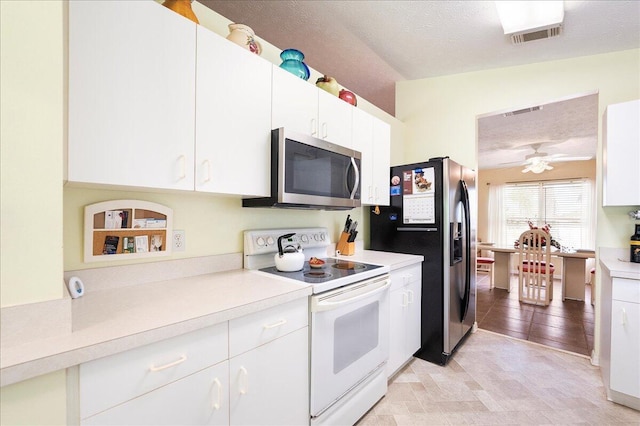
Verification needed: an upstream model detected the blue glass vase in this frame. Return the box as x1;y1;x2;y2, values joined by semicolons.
279;49;310;81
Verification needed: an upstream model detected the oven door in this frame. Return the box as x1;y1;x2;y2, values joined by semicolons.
309;274;390;417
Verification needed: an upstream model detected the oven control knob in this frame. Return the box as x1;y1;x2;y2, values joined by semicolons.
314;234;320;241
256;237;266;246
266;236;275;246
320;233;326;241
301;234;309;243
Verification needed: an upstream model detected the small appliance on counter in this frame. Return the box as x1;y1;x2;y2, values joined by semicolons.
244;227;390;425
631;224;640;263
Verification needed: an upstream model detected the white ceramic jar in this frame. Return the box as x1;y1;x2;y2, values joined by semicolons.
226;24;262;55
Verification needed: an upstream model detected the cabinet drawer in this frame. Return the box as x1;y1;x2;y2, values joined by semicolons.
229;298;308;358
83;361;229;426
390;263;422;291
612;278;640;303
80;322;228;420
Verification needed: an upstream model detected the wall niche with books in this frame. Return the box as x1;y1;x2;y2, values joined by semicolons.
84;200;173;262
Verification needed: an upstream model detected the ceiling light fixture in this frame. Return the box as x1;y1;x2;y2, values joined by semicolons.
522;157;553;174
495;1;564;44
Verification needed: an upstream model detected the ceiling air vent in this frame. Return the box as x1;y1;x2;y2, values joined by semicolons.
511;25;562;44
503;105;543;117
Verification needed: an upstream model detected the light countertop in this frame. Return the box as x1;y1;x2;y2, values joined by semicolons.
1;250;423;387
336;249;424;270
599;247;640;280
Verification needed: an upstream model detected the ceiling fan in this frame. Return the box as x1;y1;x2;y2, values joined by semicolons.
522;144;553;173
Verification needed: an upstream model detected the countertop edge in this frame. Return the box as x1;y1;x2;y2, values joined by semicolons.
1;250;418;387
599;247;640;279
0;286;310;387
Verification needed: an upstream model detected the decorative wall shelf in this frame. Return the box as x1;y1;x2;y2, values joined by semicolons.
84;200;173;262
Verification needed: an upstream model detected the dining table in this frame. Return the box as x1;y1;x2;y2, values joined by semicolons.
477;243;596;301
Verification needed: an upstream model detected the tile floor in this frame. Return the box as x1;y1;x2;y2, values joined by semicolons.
475;273;595;356
357;330;640;425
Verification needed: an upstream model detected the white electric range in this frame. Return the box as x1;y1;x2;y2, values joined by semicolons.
244;227;390;426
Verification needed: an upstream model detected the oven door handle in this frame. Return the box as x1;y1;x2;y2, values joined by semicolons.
311;278;390;312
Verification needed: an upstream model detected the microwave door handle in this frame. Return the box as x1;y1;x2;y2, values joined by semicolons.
347;157;360;200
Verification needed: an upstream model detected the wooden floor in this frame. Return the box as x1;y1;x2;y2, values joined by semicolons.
476;272;595;356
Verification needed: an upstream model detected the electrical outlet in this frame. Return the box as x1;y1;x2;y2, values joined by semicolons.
173;230;186;252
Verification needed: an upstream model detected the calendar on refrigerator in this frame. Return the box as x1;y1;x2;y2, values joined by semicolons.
402;167;435;224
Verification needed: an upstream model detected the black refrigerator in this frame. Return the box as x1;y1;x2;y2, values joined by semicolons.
370;157;476;365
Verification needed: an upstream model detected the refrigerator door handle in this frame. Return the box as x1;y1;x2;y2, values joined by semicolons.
396;227;438;232
460;179;472;322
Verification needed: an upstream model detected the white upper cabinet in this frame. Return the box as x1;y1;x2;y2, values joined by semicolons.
603;99;640;206
68;0;196;190
195;27;272;196
272;66;353;148
317;88;353;148
272;66;319;137
352;108;391;205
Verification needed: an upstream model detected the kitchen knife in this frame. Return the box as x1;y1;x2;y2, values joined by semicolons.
344;215;351;233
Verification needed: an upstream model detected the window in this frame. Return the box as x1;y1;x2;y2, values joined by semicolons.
492;179;595;249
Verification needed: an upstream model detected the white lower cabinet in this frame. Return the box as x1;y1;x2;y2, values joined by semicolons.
83;361;229;426
600;267;640;411
387;264;422;378
229;327;309;425
76;299;309;425
228;298;309;425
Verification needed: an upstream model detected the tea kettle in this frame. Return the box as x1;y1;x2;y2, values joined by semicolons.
274;233;305;272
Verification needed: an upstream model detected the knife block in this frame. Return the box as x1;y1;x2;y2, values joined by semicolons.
336;232;355;256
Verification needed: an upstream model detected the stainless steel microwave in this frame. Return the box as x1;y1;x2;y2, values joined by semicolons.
243;128;361;210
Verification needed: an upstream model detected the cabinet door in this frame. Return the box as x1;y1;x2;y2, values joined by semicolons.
230;327;309;426
82;362;229;426
603;99;640;206
68;0;196;190
372;117;391;205
318;89;353;147
352;108;375;203
352;109;391;206
272;66;319;137
610;299;640;398
387;286;409;377
195;27;272;196
406;280;422;356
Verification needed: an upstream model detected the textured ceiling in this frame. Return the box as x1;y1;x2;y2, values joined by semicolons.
478;93;599;169
199;0;639;169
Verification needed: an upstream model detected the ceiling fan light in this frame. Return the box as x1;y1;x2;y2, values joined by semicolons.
522;159;553;174
495;1;564;35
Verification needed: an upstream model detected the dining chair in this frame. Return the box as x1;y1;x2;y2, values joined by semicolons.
477;257;495;289
517;228;555;306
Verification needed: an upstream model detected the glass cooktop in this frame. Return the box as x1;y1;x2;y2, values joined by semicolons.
259;258;383;284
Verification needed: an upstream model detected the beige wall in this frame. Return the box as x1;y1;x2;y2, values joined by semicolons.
396;49;640;249
397;48;640;365
1;2;67;423
477;160;596;244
